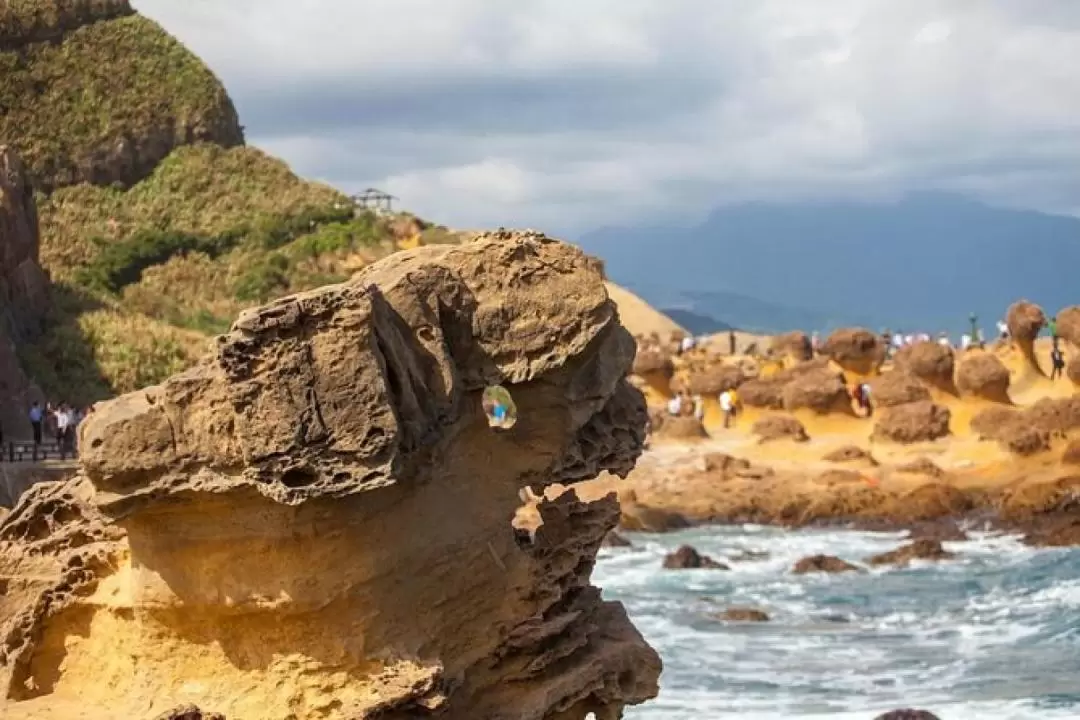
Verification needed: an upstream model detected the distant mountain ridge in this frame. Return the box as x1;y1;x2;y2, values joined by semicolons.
579;193;1080;335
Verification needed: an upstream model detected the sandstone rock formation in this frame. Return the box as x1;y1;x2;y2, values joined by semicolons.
867;371;931;408
0;146;49;437
651;414;709;440
971;396;1080;455
1006;299;1047;376
792;555;861;574
820;328;886;375
662;545;728;570
770;331;812;363
781;367;853;415
752;415;809;443
822;445;877;465
866;539;955;567
892;342;956;393
895;457;945;478
738;358;831;410
1063;439;1080;465
1057;306;1080;348
956;352;1011;403
672;365;746;395
872;401;950;443
632;346;674;379
0;231;661;719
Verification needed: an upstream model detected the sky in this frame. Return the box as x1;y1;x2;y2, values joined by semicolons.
133;0;1080;236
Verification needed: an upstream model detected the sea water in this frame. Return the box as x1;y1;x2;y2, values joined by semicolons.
594;526;1080;719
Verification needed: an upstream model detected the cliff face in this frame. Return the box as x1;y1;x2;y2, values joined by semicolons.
0;0;243;192
0;146;49;437
0;230;661;719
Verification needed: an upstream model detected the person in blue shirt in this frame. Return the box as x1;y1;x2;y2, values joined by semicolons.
28;401;43;446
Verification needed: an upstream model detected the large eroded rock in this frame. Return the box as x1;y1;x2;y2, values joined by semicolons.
0;230;661;720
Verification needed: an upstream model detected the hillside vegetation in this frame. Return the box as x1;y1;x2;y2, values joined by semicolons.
2;1;464;404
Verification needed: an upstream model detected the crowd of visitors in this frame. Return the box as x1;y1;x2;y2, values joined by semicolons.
17;400;93;458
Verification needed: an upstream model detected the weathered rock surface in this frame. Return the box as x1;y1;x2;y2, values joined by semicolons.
673;364;746;395
632;347;674;378
651;414;709;440
0;231;661;719
781;367;853;415
873;401;950;443
752;415;809;443
895;457;945;478
662;545;728;570
792;555;861;575
892;342;956;393
820;328;886;375
1057;306;1080;348
956;352;1011;403
0;146;49;437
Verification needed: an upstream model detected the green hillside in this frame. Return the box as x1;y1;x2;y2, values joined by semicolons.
1;1;456;403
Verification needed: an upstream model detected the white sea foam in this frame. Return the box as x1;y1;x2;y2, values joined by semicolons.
595;525;1080;719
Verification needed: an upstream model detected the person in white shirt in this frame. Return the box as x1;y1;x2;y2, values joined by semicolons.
961;333;972;350
937;332;951;348
667;395;682;416
997;320;1009;340
680;336;695;354
892;332;903;349
692;395;705;422
719;390;734;428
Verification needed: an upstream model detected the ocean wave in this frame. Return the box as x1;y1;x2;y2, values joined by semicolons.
595;525;1080;718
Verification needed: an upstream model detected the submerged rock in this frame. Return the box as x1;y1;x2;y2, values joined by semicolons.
867;539;956;567
716;607;770;622
663;545;729;570
602;531;634;548
0;230;661;719
792;554;862;575
874;710;941;720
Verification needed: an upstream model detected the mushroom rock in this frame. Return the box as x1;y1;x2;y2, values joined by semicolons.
0;230;661;720
752;415;809;443
673;364;746;396
956;352;1011;403
632;346;674;379
770;331;812;363
893;342;956;394
651;414;710;440
895;457;945;478
781;368;853;415
820;328;886;375
1006;299;1048;375
872;401;951;444
867;371;931;409
1057;306;1080;348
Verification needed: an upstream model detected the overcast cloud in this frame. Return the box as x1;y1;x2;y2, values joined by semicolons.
133;0;1080;234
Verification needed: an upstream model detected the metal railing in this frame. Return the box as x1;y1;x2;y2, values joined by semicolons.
0;440;78;463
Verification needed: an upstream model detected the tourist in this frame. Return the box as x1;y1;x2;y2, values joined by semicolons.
1051;346;1066;380
719;389;735;429
997;319;1009;341
1049;316;1059;348
857;382;873;417
28;401;43;447
811;331;820;356
729;330;737;356
938;332;951;348
667;394;682;417
680;335;695;354
961;333;972;351
692;394;705;422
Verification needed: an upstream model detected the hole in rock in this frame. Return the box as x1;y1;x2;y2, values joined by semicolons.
482;385;518;430
280;467;318;488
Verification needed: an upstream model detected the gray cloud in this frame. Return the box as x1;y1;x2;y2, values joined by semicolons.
133;0;1080;234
